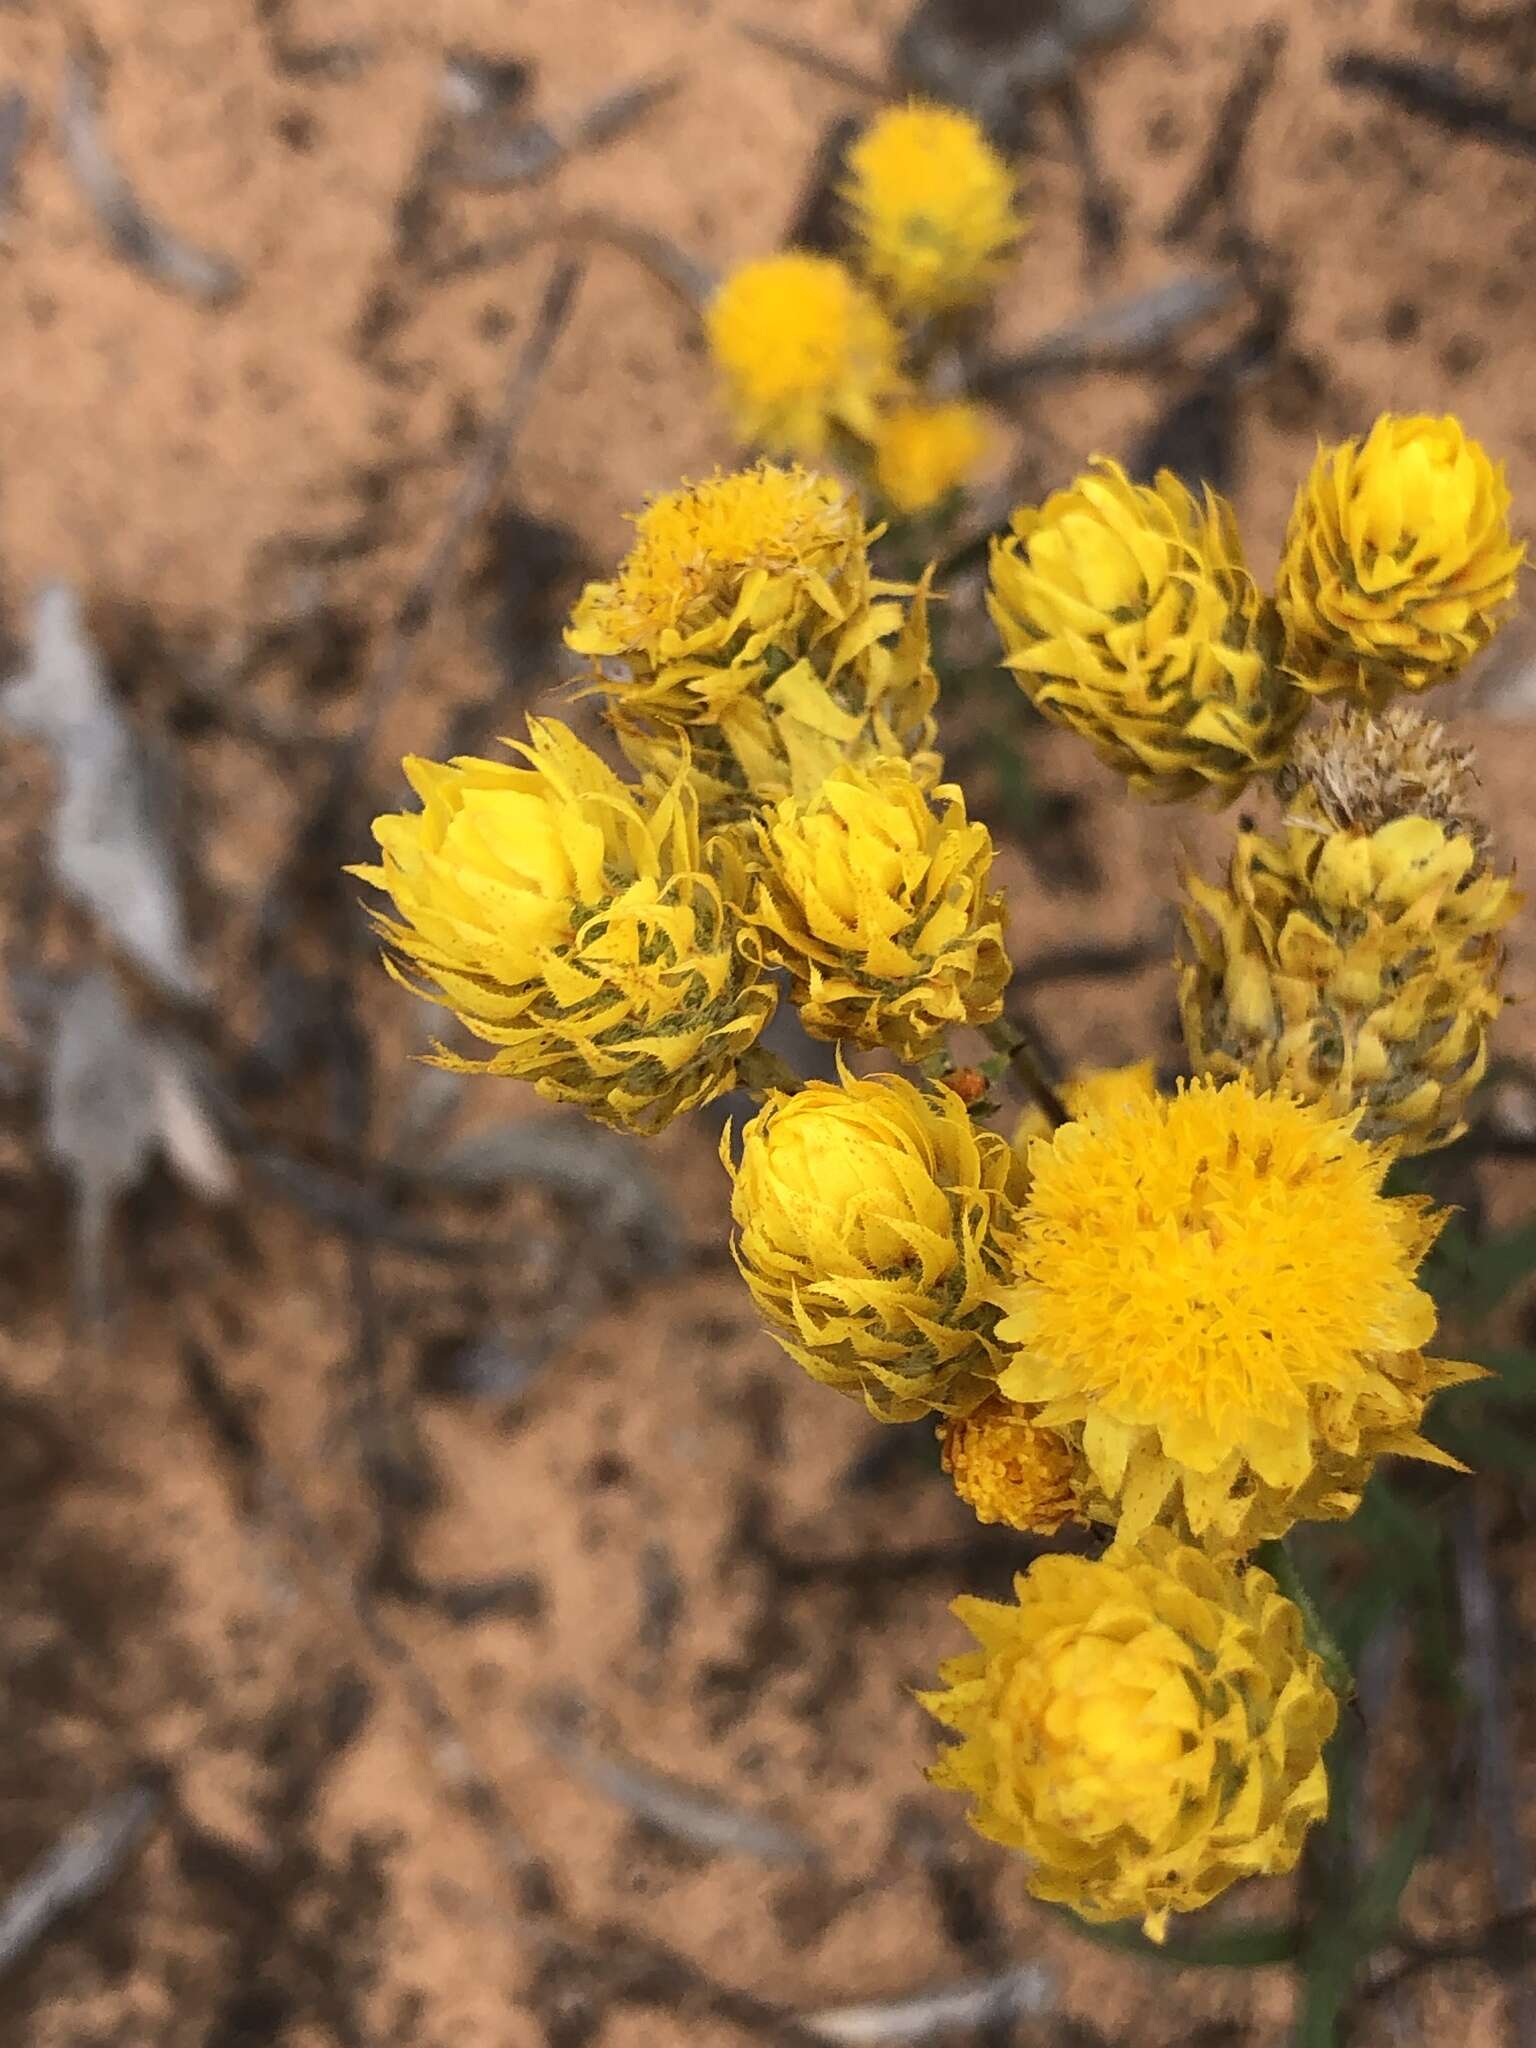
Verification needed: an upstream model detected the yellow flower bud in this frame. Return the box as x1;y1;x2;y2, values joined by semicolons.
566;465;941;826
1276;413;1524;704
706;254;903;458
921;1532;1338;1937
1181;706;1519;1154
994;1076;1480;1554
351;719;775;1134
844;100;1023;317
872;400;989;517
939;1397;1080;1533
988;459;1299;802
748;757;1009;1060
727;1070;1022;1421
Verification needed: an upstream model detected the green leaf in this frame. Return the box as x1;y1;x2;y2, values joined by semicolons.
1291;1799;1433;2047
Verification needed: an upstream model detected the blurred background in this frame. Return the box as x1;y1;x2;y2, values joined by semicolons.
2;1;1536;2043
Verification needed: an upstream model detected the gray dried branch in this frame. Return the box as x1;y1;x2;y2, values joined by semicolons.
0;1777;162;1979
0;86;28;239
425;1114;683;1279
356;257;586;749
534;1694;823;1866
975;271;1242;395
1161;23;1286;242
799;1964;1055;2044
59;48;241;302
734;23;890;99
1;584;202;1001
439;71;684;188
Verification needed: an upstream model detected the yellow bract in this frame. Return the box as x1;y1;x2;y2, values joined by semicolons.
845;100;1023;317
350;719;775;1134
566;464;940;827
872;400;989;517
989;459;1299;802
1276;413;1524;703
994;1076;1476;1553
747;756;1009;1060
939;1396;1080;1533
1181;709;1518;1154
706;253;903;458
727;1070;1023;1421
921;1532;1338;1937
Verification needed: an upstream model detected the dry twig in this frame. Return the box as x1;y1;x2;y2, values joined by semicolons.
0;1779;163;1979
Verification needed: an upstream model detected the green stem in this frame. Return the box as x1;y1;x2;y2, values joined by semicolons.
981;1017;1070;1128
1255;1539;1355;1703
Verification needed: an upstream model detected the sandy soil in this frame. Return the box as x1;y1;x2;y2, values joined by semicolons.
1;0;1534;2044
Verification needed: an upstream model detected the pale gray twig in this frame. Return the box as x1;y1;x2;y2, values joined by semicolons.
0;1779;162;1979
799;1965;1056;2044
439;71;683;187
60;49;241;301
534;1695;823;1867
975;271;1242;395
0;86;28;237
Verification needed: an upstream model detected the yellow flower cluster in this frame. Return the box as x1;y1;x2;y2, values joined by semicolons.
843;101;1023;317
359;409;1521;1946
1277;413;1523;702
997;1075;1477;1555
938;1397;1080;1533
727;1070;1023;1421
707;253;902;458
922;1533;1337;1937
1181;706;1519;1153
748;757;1009;1059
989;460;1297;802
567;464;939;827
351;721;775;1132
708;101;1023;517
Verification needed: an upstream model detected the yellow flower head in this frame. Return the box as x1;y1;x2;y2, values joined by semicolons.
845;100;1023;316
921;1532;1338;1936
748;756;1010;1060
1182;705;1518;1154
939;1396;1081;1533
994;1076;1476;1552
1276;413;1524;703
566;465;940;825
707;253;903;457
988;459;1300;803
351;719;775;1134
727;1070;1023;1420
873;400;990;517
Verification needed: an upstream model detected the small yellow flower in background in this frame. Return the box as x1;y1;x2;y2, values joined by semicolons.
872;400;990;517
350;719;775;1135
707;253;904;458
988;459;1300;803
748;756;1010;1060
921;1532;1338;1937
1010;1058;1158;1154
994;1075;1478;1554
1181;705;1518;1154
939;1396;1080;1533
566;464;940;825
1276;413;1523;703
845;100;1023;317
727;1070;1023;1421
